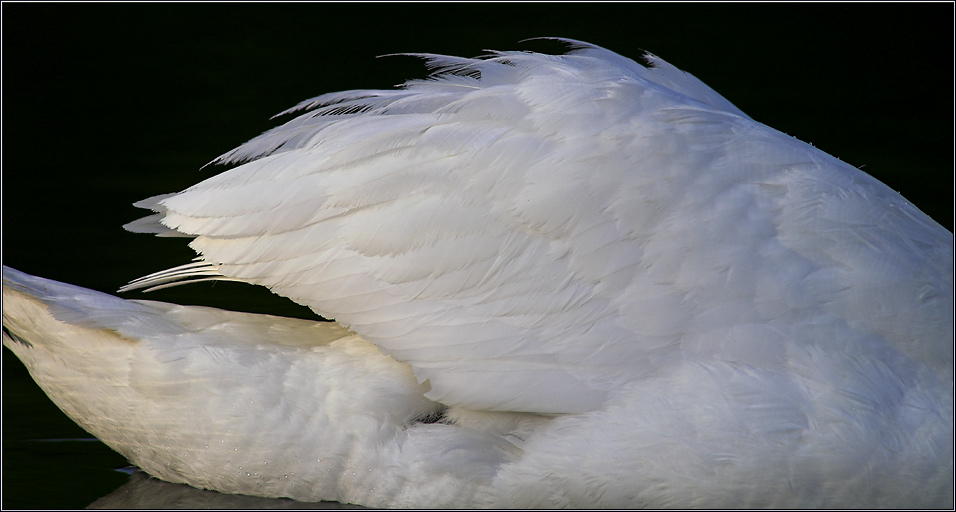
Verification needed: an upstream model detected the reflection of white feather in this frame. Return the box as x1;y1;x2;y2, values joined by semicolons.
3;39;953;508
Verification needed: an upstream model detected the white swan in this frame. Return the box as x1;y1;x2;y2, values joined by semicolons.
2;39;953;508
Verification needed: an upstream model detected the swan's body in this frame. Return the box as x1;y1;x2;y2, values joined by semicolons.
3;40;953;508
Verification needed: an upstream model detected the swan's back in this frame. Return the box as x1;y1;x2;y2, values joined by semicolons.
5;40;953;508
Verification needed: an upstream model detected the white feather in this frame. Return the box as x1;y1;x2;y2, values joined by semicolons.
130;40;952;416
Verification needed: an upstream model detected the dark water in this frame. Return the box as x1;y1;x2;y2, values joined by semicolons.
2;3;952;508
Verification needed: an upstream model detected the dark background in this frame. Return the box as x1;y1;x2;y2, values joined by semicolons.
2;2;953;508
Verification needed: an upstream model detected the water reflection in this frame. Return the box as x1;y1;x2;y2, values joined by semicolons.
88;470;364;509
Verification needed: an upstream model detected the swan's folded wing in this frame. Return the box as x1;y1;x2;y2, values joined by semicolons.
123;42;953;414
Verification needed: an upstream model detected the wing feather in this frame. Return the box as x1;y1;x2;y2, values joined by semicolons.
124;41;953;413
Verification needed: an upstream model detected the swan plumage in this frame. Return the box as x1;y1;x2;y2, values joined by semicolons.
3;39;953;508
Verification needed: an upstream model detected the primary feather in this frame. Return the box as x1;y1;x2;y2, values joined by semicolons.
4;39;953;507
